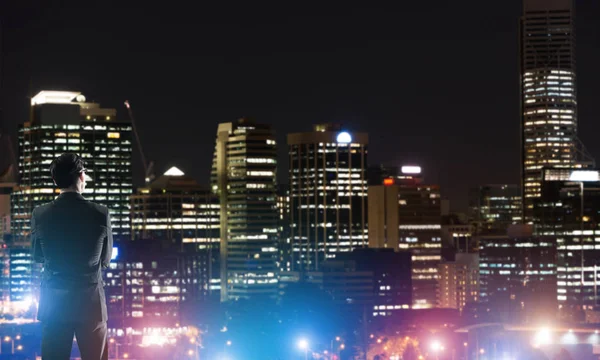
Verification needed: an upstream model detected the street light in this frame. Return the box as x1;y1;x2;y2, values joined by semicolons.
297;339;309;360
16;345;22;351
3;337;14;354
188;349;194;356
123;353;129;359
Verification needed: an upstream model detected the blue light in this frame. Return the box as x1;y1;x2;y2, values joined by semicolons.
336;132;352;143
111;247;119;261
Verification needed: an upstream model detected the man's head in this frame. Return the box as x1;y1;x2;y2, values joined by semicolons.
50;153;88;192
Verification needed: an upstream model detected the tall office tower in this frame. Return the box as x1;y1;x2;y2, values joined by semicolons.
11;91;133;242
535;168;600;321
478;225;557;324
469;185;521;234
131;166;220;246
520;0;594;223
437;253;479;312
211;119;279;301
368;166;442;308
288;124;368;272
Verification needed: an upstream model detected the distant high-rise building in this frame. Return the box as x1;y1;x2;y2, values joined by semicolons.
11;91;133;242
288;124;368;272
8;91;132;310
368;167;442;309
534;168;600;321
520;0;593;223
478;225;557;323
211;119;279;301
469;185;521;234
131;166;220;246
437;253;479;312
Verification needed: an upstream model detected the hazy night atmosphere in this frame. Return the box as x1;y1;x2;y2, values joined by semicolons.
1;0;600;359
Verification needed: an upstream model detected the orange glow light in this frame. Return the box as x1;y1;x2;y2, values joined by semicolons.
383;178;394;186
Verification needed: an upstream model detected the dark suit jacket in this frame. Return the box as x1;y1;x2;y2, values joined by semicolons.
31;192;113;323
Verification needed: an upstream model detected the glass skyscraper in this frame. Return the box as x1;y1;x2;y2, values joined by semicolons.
9;91;132;309
11;91;133;242
287;124;368;272
211;119;279;301
520;0;592;223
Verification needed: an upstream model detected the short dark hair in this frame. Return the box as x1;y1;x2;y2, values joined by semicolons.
50;153;87;189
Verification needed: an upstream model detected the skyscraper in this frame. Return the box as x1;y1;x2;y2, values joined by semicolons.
131;166;220;246
534;168;600;321
287;124;368;272
520;0;593;223
11;91;133;241
368;167;442;308
478;225;557;323
211;119;279;301
469;184;521;234
8;91;132;309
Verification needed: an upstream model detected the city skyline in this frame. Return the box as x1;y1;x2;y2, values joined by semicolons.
2;1;600;212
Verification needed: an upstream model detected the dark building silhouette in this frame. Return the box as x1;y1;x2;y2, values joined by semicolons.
477;225;557;323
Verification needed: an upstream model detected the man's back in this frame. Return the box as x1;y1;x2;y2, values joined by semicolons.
34;152;111;359
33;192;112;289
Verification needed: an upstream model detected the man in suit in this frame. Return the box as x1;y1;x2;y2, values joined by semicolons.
31;153;113;360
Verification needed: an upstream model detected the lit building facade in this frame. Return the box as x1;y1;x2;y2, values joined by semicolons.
338;248;412;317
11;91;133;242
469;185;521;234
534;168;600;320
438;253;479;311
211;119;279;301
105;240;213;336
520;0;591;223
131;166;220;246
288;124;368;272
368;167;442;308
478;225;557;323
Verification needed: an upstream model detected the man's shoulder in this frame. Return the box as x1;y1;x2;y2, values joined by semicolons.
86;201;110;216
32;202;53;218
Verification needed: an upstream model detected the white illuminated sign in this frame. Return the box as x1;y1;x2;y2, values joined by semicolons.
401;166;422;174
569;170;599;182
164;166;185;176
31;91;82;106
336;132;352;143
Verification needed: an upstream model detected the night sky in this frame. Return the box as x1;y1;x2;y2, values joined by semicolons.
1;1;600;211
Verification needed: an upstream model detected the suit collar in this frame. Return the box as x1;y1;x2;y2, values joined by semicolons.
57;192;86;201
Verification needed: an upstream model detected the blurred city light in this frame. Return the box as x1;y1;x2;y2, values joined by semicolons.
430;340;442;352
297;338;309;350
532;327;552;348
